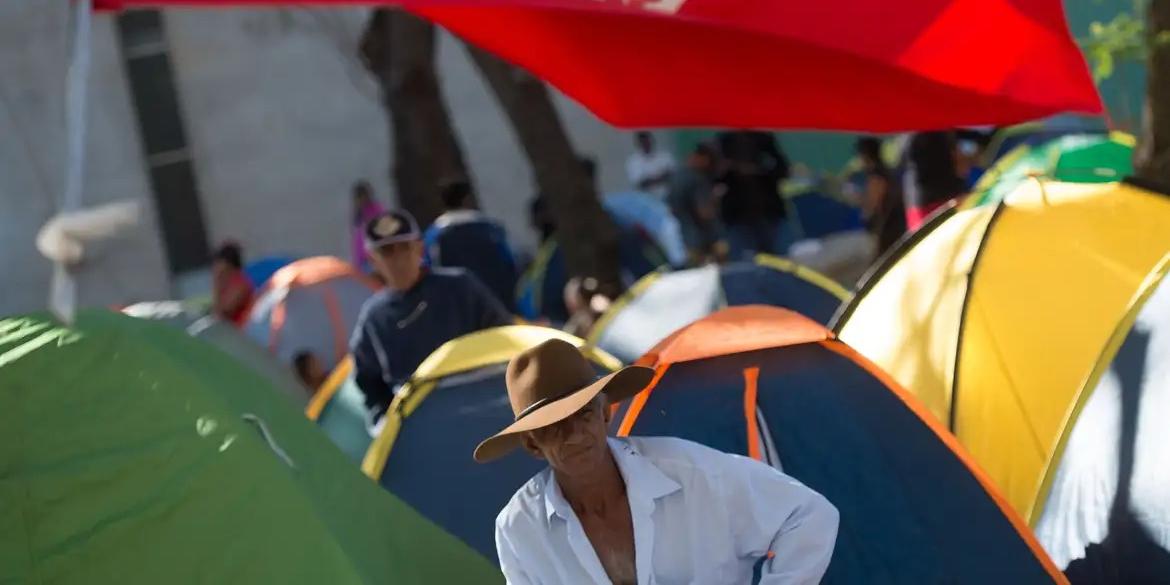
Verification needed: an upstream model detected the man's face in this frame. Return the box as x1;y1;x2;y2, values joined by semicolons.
524;397;612;476
371;240;423;290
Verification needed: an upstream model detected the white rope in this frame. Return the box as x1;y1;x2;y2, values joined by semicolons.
241;414;298;470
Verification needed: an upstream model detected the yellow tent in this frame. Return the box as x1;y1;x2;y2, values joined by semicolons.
833;179;1170;524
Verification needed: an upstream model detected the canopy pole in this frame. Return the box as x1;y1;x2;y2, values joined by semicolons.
51;0;93;323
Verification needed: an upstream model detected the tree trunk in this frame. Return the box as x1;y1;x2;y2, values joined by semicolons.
1136;0;1170;182
464;46;623;293
360;10;471;225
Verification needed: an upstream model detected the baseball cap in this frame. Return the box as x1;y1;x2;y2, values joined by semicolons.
364;210;421;250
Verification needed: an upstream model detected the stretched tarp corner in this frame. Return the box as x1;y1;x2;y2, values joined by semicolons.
91;0;1098;132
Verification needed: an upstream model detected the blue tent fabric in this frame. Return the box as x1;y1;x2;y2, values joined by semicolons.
787;190;864;239
617;344;1060;584
376;362;613;562
244;256;296;288
719;262;842;325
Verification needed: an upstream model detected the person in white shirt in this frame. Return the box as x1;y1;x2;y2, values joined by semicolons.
626;131;677;200
474;339;839;585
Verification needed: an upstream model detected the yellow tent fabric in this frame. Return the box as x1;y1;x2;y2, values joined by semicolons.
835;179;1170;523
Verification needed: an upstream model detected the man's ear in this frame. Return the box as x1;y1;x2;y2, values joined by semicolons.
603;402;614;425
522;434;545;459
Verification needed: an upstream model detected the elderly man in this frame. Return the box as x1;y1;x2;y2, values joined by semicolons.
475;339;838;585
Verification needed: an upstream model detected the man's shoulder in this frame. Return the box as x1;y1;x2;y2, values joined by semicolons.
496;468;552;531
357;289;395;318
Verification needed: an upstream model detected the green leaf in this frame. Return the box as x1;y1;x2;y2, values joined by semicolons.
1094;50;1116;82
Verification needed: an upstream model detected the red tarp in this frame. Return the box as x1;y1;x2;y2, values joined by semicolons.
94;0;1102;132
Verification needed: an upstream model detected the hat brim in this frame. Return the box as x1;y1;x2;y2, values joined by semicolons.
473;365;655;463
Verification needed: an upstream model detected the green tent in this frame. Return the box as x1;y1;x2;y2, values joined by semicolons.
0;310;499;584
968;132;1135;208
122;301;314;407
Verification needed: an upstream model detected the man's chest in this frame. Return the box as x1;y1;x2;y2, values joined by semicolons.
579;510;637;585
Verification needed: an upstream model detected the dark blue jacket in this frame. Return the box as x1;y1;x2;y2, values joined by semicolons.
423;210;518;311
349;268;513;416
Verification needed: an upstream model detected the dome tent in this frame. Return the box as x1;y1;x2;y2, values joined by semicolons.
0;310;498;584
834;179;1170;533
245;256;379;372
616;306;1066;583
588;255;849;363
968;132;1135;208
361;326;621;562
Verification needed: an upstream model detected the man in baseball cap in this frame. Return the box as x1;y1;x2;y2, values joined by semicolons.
350;209;514;423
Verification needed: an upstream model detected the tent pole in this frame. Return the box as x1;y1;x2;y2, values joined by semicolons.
51;0;93;323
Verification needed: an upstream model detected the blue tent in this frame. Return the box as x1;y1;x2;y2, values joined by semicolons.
588;255;850;364
615;306;1067;584
516;226;668;323
360;327;622;562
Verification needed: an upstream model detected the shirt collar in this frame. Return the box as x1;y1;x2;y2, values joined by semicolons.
543;437;681;522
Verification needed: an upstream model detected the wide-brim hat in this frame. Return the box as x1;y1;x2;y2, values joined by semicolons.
473;339;654;463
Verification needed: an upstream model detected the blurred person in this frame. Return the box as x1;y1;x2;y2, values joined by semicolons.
717;130;794;260
292;350;328;392
530;194;557;244
588;156;687;267
351;181;385;274
211;241;254;327
626;131;677;199
423;179;519;311
856;137;907;255
477;340;839;585
561;276;615;338
350;210;514;423
903;131;968;230
668;142;727;265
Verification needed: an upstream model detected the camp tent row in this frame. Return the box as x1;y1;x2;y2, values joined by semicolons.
834;178;1170;580
347;307;1068;583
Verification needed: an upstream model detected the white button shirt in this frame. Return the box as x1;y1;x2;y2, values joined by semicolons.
495;437;839;585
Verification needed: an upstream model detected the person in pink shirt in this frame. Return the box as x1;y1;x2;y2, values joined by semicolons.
351;181;386;274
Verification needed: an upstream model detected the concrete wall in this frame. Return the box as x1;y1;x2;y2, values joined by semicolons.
0;2;170;317
165;7;636;261
0;5;639;316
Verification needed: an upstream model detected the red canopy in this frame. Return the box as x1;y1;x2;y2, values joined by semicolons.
95;0;1101;131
